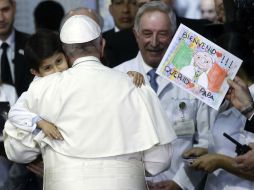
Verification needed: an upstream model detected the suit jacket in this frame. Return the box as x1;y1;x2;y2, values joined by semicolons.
13;30;33;97
245;115;254;133
102;28;139;68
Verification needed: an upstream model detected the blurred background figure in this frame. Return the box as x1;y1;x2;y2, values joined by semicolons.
172;0;201;19
34;0;65;32
108;0;137;31
214;0;225;23
102;0;139;68
200;0;218;23
0;0;32;96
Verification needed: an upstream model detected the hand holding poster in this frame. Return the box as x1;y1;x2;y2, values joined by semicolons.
157;24;242;110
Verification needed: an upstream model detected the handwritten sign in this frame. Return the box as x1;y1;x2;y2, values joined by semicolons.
157;24;242;110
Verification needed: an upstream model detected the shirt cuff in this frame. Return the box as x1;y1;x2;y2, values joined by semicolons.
248;112;254;121
32;116;42;134
32;116;42;125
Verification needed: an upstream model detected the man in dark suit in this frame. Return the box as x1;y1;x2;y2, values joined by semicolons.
0;0;32;97
102;0;139;68
0;1;38;190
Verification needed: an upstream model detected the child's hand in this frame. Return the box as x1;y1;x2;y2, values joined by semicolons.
127;71;145;88
37;119;64;140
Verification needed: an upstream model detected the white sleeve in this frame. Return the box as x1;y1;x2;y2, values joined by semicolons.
8;92;39;132
4;133;41;163
144;143;172;176
3;121;41;163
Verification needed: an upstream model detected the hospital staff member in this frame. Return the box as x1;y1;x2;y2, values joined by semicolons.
115;2;215;190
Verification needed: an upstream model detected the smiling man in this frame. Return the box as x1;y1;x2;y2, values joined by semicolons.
115;2;214;190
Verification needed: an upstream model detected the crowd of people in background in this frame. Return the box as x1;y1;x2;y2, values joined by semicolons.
0;0;253;190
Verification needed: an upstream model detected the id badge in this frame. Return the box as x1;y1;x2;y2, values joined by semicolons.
173;119;195;136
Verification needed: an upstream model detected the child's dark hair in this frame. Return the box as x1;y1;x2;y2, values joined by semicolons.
25;29;63;71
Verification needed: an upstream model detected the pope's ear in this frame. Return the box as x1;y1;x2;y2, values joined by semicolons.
100;37;106;58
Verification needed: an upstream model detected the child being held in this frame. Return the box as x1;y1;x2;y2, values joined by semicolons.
8;29;145;140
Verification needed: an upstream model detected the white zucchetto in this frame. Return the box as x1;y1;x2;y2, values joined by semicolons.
60;15;101;44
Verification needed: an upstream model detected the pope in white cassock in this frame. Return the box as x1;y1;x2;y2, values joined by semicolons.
3;15;176;190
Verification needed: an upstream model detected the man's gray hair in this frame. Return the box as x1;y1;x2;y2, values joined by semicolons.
61;7;104;30
62;37;101;58
134;1;177;35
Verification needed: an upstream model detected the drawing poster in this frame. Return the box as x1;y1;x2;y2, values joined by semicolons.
157;24;242;110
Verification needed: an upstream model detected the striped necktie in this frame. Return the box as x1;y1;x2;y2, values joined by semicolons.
147;69;158;92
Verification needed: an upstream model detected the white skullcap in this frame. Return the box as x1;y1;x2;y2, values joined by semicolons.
60;15;101;44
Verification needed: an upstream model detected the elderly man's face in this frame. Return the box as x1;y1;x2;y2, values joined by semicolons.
201;0;217;22
0;0;15;40
134;10;172;68
109;0;138;30
214;0;225;23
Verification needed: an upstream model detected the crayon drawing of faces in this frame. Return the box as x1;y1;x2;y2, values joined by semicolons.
193;52;213;73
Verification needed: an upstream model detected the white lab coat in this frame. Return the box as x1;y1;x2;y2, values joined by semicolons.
4;56;177;190
115;52;215;189
204;85;254;190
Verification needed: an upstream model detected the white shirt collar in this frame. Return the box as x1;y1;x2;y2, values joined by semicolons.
114;26;120;33
138;52;155;74
72;56;101;67
0;30;15;47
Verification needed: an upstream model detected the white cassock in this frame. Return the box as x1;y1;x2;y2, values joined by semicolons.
4;56;176;190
